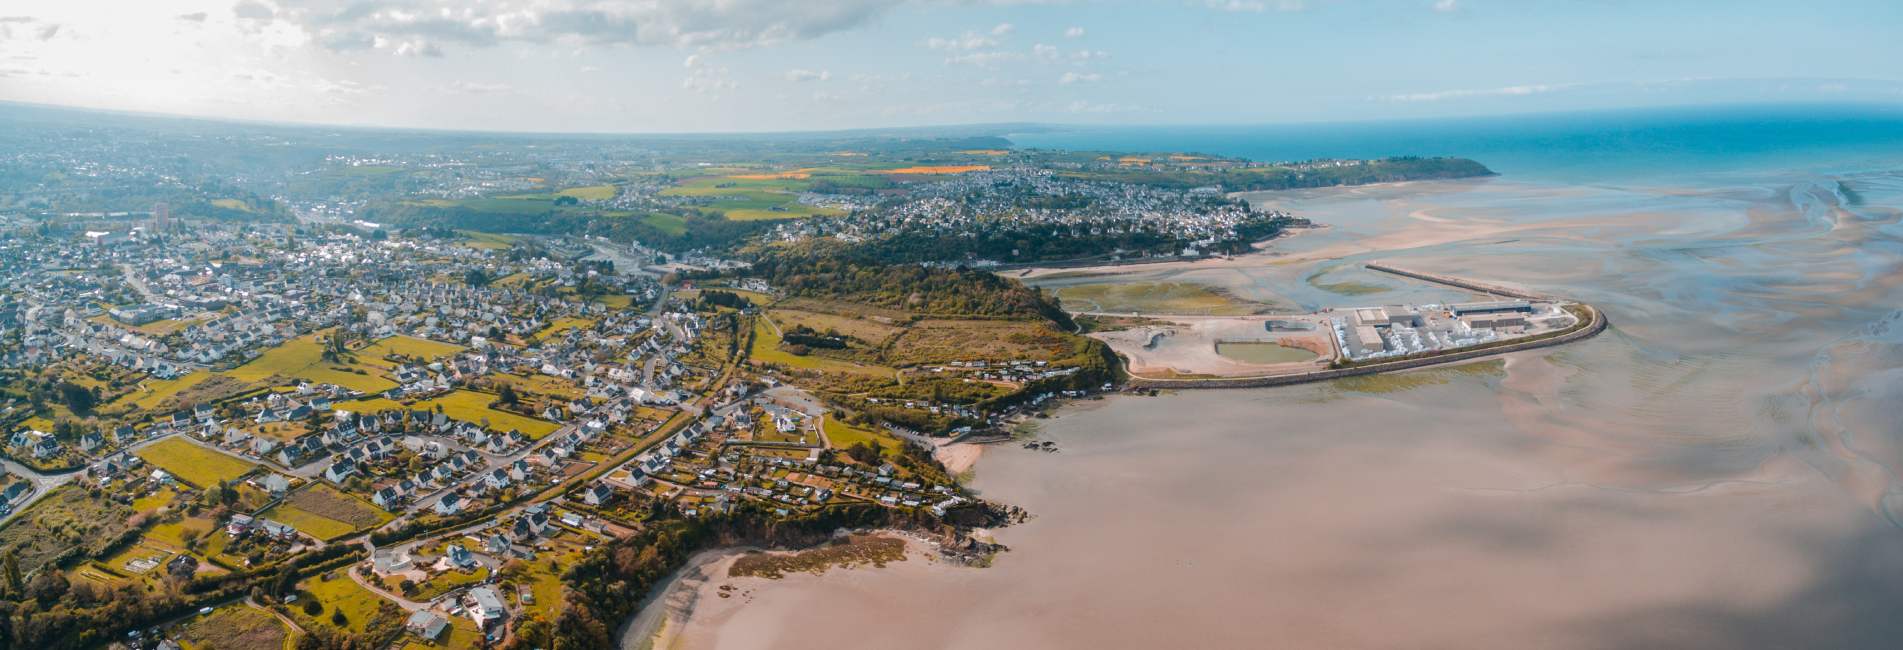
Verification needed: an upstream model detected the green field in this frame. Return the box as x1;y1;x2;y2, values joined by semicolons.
558;184;618;200
224;334;397;393
639;212;687;235
1304;267;1391;296
1052;281;1270;316
262;483;391;541
750;317;895;377
0;486;138;572
296;572;393;634
358;335;465;363
532;317;595;342
660;177;845;221
136;437;259;487
822;416;903;458
1214;340;1318;364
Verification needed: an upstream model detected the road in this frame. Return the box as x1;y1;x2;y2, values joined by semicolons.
0;454;80;525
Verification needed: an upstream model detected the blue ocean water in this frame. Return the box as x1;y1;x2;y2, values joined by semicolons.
1007;103;1903;184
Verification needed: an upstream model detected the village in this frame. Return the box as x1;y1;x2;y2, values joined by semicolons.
0;219;998;649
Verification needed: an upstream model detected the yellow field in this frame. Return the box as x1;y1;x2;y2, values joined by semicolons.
750;317;895;377
177;605;290;650
357;335;464;364
958;149;1010;156
877;165;990;175
822;416;903;458
111;370;212;411
412;389;561;438
1052;281;1268;316
296;572;392;633
768;308;903;344
136;437;259;487
532;317;595;342
223;334;396;393
262;484;391;541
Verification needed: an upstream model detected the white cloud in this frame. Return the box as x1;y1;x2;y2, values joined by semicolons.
1433;0;1458;12
944;50;1019;66
176;12;208;22
1058;71;1100;84
926;30;998;51
991;22;1014;36
1382;83;1578;102
448;81;511;94
252;0;915;56
1064;26;1084;38
785;68;831;82
1033;43;1058;60
1203;0;1306;12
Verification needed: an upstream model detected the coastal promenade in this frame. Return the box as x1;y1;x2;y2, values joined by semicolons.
1123;264;1608;390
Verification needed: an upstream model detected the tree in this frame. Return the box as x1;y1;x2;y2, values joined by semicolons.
330;608;348;626
497;384;519;407
56;381;96;416
1;549;22;597
303;596;324;616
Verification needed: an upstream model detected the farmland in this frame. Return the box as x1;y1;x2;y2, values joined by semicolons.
749;316;896;377
821;416;903;458
262;483;391;540
223;334;397;393
294;572;397;634
885;319;1075;366
136;437;260;487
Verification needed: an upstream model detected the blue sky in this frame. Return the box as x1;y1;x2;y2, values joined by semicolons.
1;0;1900;132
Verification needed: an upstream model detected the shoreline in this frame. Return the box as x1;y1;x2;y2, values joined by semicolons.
619;533;962;650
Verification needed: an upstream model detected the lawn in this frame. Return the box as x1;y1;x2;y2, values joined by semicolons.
136;437;259;487
358;335;465;365
296;572;393;634
532;317;595;342
411;566;491;600
223;334;397;393
262;483;391;541
822;417;902;458
410;389;561;438
457;230;519;250
768;307;903;344
658;178;844;221
177;605;291;650
110;370;212;411
750;317;895;377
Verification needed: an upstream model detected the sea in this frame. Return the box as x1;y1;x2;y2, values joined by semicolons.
632;103;1903;650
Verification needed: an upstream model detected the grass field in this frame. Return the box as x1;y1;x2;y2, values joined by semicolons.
557;184;618;200
885;319;1073;366
876;164;990;175
224;334;397;393
532;316;595;342
767;308;902;344
409;389;561;438
0;486;138;572
262;483;391;541
358;335;465;364
136;437;259;487
750;317;895;377
177;605;290;650
297;572;392;634
110;370;212;411
638;212;687;235
457;230;520;250
1052;281;1271;315
822;417;902;458
411;566;490;600
659;177;845;221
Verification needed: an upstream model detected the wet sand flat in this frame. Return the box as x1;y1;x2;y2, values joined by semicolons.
643;167;1903;650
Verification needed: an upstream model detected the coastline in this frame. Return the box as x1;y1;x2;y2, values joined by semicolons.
619;534;966;650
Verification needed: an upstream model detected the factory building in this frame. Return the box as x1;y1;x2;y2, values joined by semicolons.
1464;313;1528;330
1450;300;1532;316
1349;325;1386;356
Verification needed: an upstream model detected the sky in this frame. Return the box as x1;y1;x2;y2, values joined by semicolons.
1;0;1901;133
